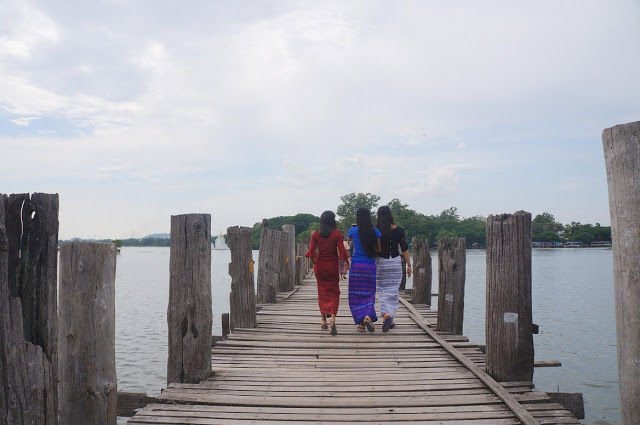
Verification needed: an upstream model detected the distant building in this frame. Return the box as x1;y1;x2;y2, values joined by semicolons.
532;241;563;248
589;241;612;248
564;241;584;248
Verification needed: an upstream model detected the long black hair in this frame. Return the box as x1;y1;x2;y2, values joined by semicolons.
319;210;337;238
356;207;377;258
376;205;395;239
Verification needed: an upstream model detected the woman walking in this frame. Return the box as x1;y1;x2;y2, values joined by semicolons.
376;205;412;332
348;208;381;332
306;211;349;336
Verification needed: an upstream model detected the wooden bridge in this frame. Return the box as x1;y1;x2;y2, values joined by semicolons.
127;274;580;425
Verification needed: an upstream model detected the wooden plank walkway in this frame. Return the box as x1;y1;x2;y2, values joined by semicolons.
128;276;581;424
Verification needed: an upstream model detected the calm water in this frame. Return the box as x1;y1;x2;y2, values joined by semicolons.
115;247;618;424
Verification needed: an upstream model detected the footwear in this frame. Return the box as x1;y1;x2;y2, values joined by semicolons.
357;324;366;333
330;323;338;336
363;317;375;333
320;318;328;330
382;316;393;333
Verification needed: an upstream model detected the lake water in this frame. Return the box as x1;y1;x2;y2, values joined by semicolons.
115;247;619;424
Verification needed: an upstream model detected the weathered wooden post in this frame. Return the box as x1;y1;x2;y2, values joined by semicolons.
227;226;256;330
257;220;282;304
437;237;466;334
295;256;303;286
411;237;432;305
167;214;212;384
59;242;117;425
0;193;59;425
221;313;230;338
603;120;640;425
281;224;296;291
485;212;534;382
295;242;303;283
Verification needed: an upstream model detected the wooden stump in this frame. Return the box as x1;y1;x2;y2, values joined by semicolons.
603;121;640;425
257;220;282;304
227;226;256;331
295;256;303;286
167;214;212;384
59;242;117;425
221;313;230;338
0;193;59;425
485;212;534;382
411;238;432;306
282;225;296;291
437;238;466;335
296;243;306;283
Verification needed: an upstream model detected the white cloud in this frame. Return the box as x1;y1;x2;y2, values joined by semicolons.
9;116;39;126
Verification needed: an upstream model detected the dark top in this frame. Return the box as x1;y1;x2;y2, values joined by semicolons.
379;226;409;259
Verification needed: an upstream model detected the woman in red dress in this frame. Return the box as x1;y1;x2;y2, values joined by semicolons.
306;211;349;336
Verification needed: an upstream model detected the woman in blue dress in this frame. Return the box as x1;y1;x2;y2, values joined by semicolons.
348;208;381;332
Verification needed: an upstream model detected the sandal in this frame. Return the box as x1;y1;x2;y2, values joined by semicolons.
357;324;366;333
330;322;338;336
363;317;375;333
382;316;393;333
320;318;328;330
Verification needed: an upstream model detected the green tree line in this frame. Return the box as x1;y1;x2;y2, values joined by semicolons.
247;192;611;249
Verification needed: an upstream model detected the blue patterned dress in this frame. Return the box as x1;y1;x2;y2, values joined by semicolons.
347;226;381;324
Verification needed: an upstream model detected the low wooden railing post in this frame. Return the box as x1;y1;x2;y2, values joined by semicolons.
167;214;212;384
295;256;303;286
221;313;230;338
437;237;466;334
296;242;306;283
0;193;59;425
603;120;640;425
228;226;256;331
411;238;432;306
59;242;117;425
257;220;282;304
282;224;296;291
485;212;534;382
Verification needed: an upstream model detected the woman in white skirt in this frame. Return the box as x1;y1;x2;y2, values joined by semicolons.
376;206;412;332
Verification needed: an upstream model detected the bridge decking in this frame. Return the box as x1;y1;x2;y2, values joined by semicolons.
128;276;580;424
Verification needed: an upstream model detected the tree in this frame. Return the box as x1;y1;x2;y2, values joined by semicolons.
532;212;563;241
336;192;380;230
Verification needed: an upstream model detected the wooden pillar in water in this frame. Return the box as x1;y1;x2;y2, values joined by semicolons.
59;242;117;425
437;237;466;335
0;193;59;425
281;224;296;292
411;237;432;306
485;212;534;382
227;226;256;330
257;220;282;304
167;214;212;384
603;121;640;425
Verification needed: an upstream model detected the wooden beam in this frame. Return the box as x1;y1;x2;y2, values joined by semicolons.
399;297;540;425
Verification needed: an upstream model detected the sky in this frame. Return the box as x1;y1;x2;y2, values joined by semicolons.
1;1;639;239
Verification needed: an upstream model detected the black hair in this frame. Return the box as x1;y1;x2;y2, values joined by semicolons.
356;207;377;258
319;210;337;238
376;205;395;240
